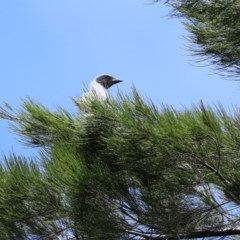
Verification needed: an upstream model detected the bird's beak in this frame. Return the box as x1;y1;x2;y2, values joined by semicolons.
112;79;123;85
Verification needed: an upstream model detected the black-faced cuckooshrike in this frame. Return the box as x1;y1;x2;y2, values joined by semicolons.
80;74;122;102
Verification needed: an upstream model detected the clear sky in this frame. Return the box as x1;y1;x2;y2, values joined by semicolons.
0;0;239;156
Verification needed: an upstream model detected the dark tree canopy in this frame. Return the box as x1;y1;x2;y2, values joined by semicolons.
1;92;240;239
155;0;240;78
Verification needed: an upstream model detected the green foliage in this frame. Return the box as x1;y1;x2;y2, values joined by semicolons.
1;91;240;238
0;155;64;239
13;98;77;147
155;0;240;78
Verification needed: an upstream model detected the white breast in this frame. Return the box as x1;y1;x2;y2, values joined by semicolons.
80;80;109;102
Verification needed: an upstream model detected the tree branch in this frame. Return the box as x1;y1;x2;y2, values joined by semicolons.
153;228;240;240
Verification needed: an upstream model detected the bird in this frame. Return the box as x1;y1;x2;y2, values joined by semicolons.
79;74;123;102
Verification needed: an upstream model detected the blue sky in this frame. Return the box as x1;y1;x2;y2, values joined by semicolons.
0;0;239;156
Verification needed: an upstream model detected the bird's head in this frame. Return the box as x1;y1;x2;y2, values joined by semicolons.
96;74;122;89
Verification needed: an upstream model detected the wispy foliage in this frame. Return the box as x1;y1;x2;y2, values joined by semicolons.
154;0;240;78
1;90;240;238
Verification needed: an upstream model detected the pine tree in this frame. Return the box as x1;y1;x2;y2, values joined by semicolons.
1;93;240;239
155;0;240;78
